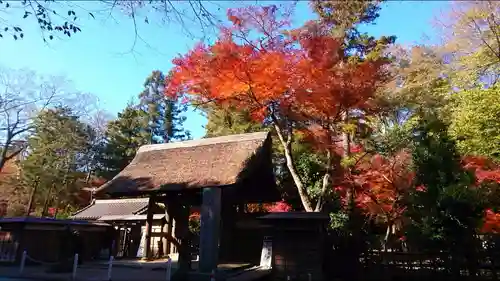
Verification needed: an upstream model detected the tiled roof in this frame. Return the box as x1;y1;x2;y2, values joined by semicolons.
98;214;165;221
71;198;149;220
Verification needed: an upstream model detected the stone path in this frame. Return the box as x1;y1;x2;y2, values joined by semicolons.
0;259;264;281
0;263;171;281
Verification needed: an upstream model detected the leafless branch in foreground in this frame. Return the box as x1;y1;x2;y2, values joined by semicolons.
0;66;92;172
0;0;231;53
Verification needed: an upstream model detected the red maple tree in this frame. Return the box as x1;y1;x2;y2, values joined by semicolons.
482;209;500;234
331;149;417;246
166;5;389;212
462;156;500;185
349;152;414;222
462;156;500;233
265;201;293;213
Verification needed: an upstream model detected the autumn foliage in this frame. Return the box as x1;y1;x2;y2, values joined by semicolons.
338;151;500;234
346;151;415;225
483;209;500;234
462;156;500;185
166;5;388;130
163;4;500;247
165;5;390;212
265;201;293;213
462;156;500;233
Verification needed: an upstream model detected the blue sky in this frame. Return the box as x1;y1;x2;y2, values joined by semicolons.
0;0;450;139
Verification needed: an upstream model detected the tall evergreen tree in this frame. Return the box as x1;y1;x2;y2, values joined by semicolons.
96;71;192;180
139;70;191;143
96;105;150;180
202;105;263;138
22;106;92;216
406;116;485;276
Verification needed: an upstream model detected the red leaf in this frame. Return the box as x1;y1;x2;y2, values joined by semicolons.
266;201;292;212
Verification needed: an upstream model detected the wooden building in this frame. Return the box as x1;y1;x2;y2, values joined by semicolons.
93;131;281;277
0;217;111;264
259;212;330;281
71;198;181;259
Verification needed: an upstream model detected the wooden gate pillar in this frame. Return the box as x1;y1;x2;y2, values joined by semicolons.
144;194;156;260
199;187;222;273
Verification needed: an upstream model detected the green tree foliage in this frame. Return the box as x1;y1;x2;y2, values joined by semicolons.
289;143;328;208
350;2;500;265
203;106;263;138
379;1;499;125
379;45;451;118
139;70;190;143
21;106;94;216
311;0;396;60
449;85;500;161
406;117;486;257
96;71;192;180
96;105;150;180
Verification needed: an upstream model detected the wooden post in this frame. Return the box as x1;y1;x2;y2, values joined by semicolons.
170;216;175;254
219;203;237;262
161;216;166;257
199;187;222;273
164;206;175;255
166;216;172;254
168;199;191;280
144;194;156;260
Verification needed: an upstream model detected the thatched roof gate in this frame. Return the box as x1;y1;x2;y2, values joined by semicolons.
94;131;279;203
93;132;280;276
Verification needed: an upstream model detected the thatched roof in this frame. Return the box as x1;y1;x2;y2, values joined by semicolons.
94;132;279;202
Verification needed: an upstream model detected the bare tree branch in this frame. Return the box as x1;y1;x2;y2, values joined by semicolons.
0;0;229;53
0;66;91;172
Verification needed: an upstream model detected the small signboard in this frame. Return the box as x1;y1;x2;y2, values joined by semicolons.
260;236;272;269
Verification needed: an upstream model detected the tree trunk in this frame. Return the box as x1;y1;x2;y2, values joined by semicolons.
41;183;55;217
26;180;39;216
383;222;392;252
284;145;314;212
0;158;5;173
271;121;314;212
0;134;25;173
0;136;11;173
315;150;332;212
342;111;355;216
26;159;46;216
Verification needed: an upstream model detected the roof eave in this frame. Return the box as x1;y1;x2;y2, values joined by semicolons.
70;199;96;217
94;131;273;197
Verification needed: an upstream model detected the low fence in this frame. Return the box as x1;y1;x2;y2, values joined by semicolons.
360;251;500;280
16;251;174;281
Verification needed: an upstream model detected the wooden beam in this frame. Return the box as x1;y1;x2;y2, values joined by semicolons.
199;187;222;273
168;199;191;280
159;217;166;257
144;194;156;260
156;191;202;206
166;209;174;254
